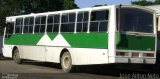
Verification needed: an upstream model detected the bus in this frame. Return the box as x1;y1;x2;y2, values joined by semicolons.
2;5;157;72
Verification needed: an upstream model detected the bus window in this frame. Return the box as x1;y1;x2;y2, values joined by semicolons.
5;22;14;38
23;17;34;33
15;18;23;33
24;17;29;33
47;14;60;33
90;10;109;32
47;15;54;33
61;13;75;32
118;8;153;33
35;16;46;33
29;17;34;33
77;12;89;32
53;15;60;32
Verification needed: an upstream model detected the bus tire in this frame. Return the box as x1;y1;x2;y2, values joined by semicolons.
13;49;23;64
61;51;74;73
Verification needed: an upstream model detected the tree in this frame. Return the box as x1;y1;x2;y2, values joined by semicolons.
63;0;78;10
0;0;79;34
155;0;160;4
132;0;160;6
0;0;21;34
131;0;154;6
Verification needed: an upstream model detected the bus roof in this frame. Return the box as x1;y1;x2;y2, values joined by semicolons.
6;5;154;20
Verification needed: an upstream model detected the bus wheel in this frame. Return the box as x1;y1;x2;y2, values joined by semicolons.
61;51;74;73
13;49;23;64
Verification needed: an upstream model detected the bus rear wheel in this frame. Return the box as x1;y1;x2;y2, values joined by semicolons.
61;51;74;73
13;49;23;64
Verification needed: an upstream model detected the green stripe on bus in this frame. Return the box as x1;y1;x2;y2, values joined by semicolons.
5;34;44;45
62;33;108;48
47;33;58;40
117;34;155;51
4;33;155;51
62;32;121;48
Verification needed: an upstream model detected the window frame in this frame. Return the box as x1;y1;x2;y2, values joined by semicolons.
14;18;24;34
117;7;155;34
5;22;14;38
60;12;76;33
34;15;47;33
89;9;110;33
47;14;60;33
23;17;34;34
76;11;89;33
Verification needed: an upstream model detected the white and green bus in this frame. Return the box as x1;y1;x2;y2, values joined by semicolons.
2;5;157;72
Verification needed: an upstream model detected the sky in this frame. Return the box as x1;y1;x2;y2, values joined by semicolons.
75;0;155;8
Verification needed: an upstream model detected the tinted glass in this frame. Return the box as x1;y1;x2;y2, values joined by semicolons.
99;22;108;31
77;13;83;22
53;24;59;32
54;15;60;23
77;23;82;32
41;16;46;24
62;14;68;23
29;17;34;25
5;22;14;38
69;13;76;22
90;22;98;32
84;12;89;21
48;15;53;23
118;8;153;33
15;18;23;33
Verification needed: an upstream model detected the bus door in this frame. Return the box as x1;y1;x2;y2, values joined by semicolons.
2;22;14;57
5;22;14;39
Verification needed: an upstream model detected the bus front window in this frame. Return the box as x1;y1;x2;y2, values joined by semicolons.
118;8;153;33
5;22;14;38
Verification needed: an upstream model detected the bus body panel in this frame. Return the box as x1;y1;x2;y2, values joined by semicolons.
68;48;109;65
18;45;46;61
117;34;155;51
2;45;14;58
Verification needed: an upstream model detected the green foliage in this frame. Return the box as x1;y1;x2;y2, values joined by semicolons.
0;0;79;34
155;0;160;4
132;0;160;6
63;0;78;10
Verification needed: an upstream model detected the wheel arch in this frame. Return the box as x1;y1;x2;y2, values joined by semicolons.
12;46;18;59
60;48;70;63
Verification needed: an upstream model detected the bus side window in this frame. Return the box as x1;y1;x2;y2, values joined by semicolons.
47;15;54;33
29;17;34;33
24;17;34;33
61;14;69;32
47;14;60;33
5;23;14;38
77;12;89;32
15;18;23;33
53;15;60;32
35;16;46;33
24;17;29;33
90;10;108;32
61;13;75;33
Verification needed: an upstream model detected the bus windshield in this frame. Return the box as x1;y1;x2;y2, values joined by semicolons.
118;7;153;33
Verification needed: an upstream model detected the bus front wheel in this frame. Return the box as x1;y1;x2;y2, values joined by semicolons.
61;51;74;73
13;49;23;64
